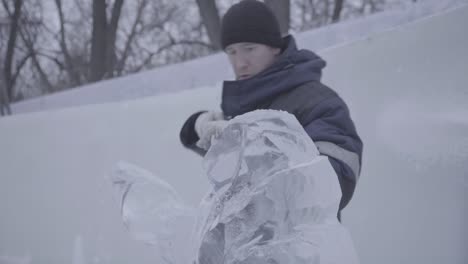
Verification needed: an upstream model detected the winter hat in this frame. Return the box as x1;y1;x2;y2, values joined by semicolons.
220;0;283;50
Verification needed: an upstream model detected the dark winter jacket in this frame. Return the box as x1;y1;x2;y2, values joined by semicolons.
180;35;363;213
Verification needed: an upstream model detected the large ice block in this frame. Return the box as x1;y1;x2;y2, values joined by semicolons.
195;110;358;264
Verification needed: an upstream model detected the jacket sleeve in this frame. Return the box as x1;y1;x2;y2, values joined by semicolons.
179;111;208;156
301;96;363;211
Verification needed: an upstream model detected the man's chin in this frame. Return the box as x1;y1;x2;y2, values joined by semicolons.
237;75;252;80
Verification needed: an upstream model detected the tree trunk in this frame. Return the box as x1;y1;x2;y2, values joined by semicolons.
332;0;344;23
54;0;82;86
265;0;290;36
89;0;108;82
0;70;11;116
196;0;221;50
3;0;23;100
106;0;124;77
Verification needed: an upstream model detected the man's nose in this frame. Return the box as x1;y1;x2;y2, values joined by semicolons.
234;54;249;70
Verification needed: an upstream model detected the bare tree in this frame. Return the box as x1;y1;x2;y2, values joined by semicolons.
359;0;386;14
292;0;331;30
0;66;11;115
106;0;124;77
54;0;82;86
88;0;125;82
1;0;55;101
89;0;107;82
113;0;212;73
0;0;226;102
196;0;221;50
114;0;149;76
332;0;344;22
2;0;23;102
291;0;389;31
18;25;54;94
265;0;290;36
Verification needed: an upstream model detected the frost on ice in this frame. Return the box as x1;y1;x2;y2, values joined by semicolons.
110;110;358;264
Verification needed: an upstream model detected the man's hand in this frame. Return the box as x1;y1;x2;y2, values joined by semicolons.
195;111;227;150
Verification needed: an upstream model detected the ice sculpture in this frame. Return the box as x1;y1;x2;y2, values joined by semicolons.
194;110;358;264
110;110;358;264
110;162;195;264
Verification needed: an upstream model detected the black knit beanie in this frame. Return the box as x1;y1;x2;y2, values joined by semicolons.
220;0;283;50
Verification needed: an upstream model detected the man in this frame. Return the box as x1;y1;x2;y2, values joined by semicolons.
180;0;363;218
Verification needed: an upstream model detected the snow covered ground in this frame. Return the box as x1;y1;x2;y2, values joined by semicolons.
1;2;468;264
9;0;468;115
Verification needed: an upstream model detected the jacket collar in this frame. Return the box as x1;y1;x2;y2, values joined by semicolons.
221;35;326;118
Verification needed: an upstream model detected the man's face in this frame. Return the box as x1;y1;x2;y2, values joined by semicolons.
225;43;281;80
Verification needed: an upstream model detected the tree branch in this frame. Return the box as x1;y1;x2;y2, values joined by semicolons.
2;0;23;99
54;0;82;86
116;0;147;75
11;52;32;88
18;24;54;94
